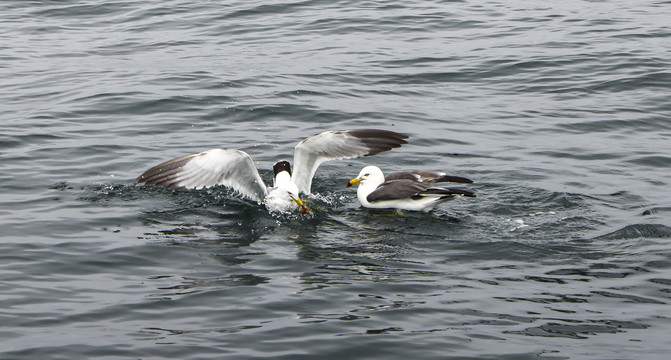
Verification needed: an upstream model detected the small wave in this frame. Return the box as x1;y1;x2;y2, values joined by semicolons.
624;155;671;168
594;223;671;240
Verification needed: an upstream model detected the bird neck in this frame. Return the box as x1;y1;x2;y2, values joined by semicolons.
357;178;382;206
273;171;293;189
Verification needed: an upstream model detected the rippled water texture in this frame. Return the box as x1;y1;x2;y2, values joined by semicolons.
2;0;671;359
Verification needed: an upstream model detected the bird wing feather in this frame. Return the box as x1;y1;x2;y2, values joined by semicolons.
366;179;430;202
385;170;473;184
137;148;268;202
292;129;408;194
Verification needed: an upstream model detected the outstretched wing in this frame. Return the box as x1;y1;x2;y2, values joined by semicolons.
292;129;408;194
137;148;268;202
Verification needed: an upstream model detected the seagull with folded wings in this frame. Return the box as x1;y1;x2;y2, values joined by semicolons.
346;165;475;212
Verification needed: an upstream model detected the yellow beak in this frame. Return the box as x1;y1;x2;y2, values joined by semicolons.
346;178;362;188
289;195;304;206
289;195;311;215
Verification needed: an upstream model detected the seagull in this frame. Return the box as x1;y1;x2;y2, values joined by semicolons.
346;165;475;212
137;129;408;213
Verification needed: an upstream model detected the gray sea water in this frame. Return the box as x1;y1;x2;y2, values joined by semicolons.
2;0;671;359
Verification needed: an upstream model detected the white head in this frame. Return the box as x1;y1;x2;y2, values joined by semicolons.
347;165;385;188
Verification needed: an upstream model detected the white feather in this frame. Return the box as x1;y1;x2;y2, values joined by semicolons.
138;129;408;213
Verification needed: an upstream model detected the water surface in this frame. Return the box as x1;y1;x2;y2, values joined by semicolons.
2;1;671;359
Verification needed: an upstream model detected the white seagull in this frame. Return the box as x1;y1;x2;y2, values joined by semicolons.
346;165;475;212
137;129;408;213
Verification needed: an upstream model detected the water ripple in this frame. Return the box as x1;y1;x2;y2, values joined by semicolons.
2;0;671;359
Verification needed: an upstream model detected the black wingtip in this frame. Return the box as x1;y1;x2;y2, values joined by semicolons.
136;154;194;188
347;129;409;156
436;175;474;184
423;187;476;198
448;189;476;198
348;129;409;139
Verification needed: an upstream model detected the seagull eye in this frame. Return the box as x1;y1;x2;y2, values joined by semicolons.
364;173;370;177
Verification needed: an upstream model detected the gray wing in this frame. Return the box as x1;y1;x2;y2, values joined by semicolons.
417;187;476;198
137;148;268;202
367;180;476;202
366;179;430;202
292;129;408;194
385;170;473;184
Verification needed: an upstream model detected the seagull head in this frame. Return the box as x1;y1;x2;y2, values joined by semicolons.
273;160;293;187
346;165;384;188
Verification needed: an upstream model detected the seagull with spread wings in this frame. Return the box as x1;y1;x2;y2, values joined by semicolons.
137;129;408;213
